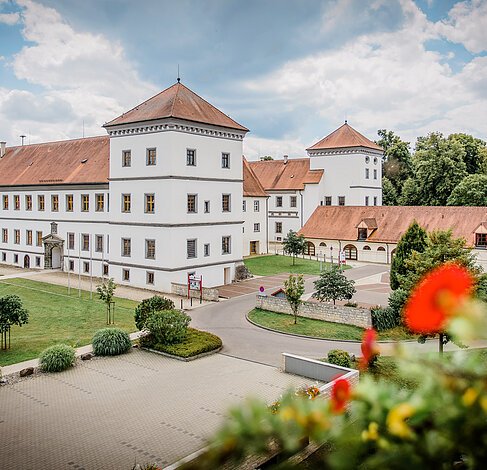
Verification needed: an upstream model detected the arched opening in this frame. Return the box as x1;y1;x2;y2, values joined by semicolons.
343;244;358;261
363;246;371;251
304;241;315;256
377;246;386;252
23;255;30;268
319;242;326;247
51;247;61;269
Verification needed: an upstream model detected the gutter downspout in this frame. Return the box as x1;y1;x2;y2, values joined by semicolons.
266;196;269;254
299;190;304;227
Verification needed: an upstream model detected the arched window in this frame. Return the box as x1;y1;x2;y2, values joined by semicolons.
391;249;397;259
363;245;371;251
377;246;386;252
304;241;315;256
343;244;357;260
319;242;326;247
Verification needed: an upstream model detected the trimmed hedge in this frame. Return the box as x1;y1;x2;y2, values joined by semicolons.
371;307;399;332
145;309;191;345
327;349;351;368
39;344;76;372
92;328;132;356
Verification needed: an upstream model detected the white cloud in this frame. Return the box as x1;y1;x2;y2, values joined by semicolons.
0;12;20;25
244;135;306;161
435;0;487;54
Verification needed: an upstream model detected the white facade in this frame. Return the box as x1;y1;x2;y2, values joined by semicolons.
242;195;268;256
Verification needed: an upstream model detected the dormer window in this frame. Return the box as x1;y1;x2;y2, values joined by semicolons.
476;234;487;247
358;228;367;240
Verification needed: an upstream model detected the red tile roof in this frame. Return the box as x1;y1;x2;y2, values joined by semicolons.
104;82;248;132
299;206;487;247
248;158;323;191
243;157;267;197
307;123;383;151
0;136;109;186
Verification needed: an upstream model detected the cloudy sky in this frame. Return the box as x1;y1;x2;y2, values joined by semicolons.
0;0;486;159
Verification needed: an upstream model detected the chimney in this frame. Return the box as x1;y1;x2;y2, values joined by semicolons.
0;141;6;158
283;155;288;164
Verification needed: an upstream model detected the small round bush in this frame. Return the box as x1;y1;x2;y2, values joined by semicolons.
92;328;132;356
39;344;76;372
145;309;191;345
327;349;351;368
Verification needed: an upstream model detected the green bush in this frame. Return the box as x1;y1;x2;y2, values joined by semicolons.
39;344;76;372
135;295;175;330
371;306;399;331
388;288;408;320
145;309;191;345
327;349;351;368
92;328;131;356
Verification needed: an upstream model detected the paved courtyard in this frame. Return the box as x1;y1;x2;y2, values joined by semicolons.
0;350;315;470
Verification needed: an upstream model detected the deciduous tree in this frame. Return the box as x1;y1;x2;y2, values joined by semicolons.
447;174;487;206
283;230;305;265
284;274;305;324
312;266;355;306
0;295;29;349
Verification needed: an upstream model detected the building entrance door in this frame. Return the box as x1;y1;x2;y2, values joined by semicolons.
23;255;30;268
250;241;258;255
224;267;231;285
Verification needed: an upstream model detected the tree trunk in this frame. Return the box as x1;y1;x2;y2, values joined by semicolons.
439;333;444;355
294;310;297;324
292;255;295;265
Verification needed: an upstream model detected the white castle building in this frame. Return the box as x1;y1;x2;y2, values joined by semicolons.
0;81;248;291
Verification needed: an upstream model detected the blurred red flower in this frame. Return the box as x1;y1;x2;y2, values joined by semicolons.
359;328;379;371
330;378;351;413
404;263;474;334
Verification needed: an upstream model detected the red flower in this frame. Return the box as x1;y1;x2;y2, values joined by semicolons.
359;328;379;371
330;378;351;413
404;263;474;334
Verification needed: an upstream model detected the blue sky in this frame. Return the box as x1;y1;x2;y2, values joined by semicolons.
0;0;486;158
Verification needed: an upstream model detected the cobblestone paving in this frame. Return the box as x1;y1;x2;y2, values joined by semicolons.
0;350;314;470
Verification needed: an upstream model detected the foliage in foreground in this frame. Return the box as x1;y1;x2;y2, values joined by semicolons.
92;328;132;356
186;264;487;469
141;327;222;358
39;344;76;372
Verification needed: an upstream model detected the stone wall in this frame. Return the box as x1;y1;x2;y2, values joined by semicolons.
256;294;371;328
171;282;220;302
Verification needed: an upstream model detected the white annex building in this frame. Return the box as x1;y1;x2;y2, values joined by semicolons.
0;81;248;292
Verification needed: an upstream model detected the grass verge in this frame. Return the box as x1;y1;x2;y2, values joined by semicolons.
244;254;350;276
0;278;138;366
141;328;222;358
248;308;416;341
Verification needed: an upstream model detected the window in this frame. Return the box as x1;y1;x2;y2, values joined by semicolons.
82;234;90;251
275;222;282;234
373;196;378;206
103;264;109;276
81;194;89;212
222;236;231;254
276;196;283;207
35;256;41;267
14;195;20;210
2;195;8;210
68;232;75;250
36;231;42;247
122;150;131;167
204;243;210;257
145;193;155;213
146;239;155;259
290;196;297;208
96;235;103;253
254;223;260;232
147;271;154;285
51;195;59;212
14;254;18;264
66;194;74;212
1;252;5;262
365;156;370;163
221;152;230;169
374;157;378;164
187;239;197;259
365;196;369;206
344;244;358;260
373;169;378;180
38;195;45;211
14;229;20;244
377;246;386;252
26;230;32;246
83;262;90;274
204;200;210;213
122;238;131;257
187;194;197;213
304;241;315;256
146;148;156;166
1;229;7;243
254;200;260;212
187;149;196;166
69;260;75;271
123;269;130;281
242;200;246;212
476;233;487;247
222;194;231;212
363;245;371;250
96;194;105;212
338;196;345;206
365;168;370;179
25;195;32;211
122;194;131;213
325;196;332;206
358;228;368;240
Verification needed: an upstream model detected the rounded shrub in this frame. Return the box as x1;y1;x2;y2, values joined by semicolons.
39;344;76;372
327;349;351;368
92;328;132;356
145;309;191;345
134;295;175;330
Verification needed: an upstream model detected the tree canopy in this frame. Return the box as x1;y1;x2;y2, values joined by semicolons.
284;274;305;324
283;230;306;265
312;266;355;305
0;295;29;349
447;174;487;206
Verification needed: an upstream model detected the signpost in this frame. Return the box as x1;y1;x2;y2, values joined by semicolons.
339;250;346;271
188;274;203;304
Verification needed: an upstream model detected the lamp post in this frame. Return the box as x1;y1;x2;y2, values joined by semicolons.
330;246;334;267
319;250;323;272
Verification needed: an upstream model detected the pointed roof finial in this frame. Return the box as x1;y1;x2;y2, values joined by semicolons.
345;119;348;124
177;64;180;83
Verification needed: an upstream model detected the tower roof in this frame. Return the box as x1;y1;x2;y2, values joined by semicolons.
307;122;382;152
104;81;248;131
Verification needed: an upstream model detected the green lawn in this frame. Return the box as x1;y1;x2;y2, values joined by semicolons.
244;254;350;276
248;308;415;342
0;278;139;366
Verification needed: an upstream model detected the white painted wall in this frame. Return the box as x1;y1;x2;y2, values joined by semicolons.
242;196;268;256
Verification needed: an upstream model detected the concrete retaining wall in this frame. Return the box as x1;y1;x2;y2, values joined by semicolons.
171;283;219;302
256;294;371;328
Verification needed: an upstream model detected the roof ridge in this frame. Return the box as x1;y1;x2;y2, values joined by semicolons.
5;135;108;150
170;82;180;117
